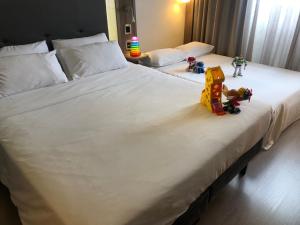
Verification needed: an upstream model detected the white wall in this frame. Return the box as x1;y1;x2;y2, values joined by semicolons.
135;0;186;52
105;0;118;41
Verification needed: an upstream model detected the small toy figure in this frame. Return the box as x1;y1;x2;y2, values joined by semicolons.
194;61;205;74
222;85;253;114
187;57;196;72
232;57;247;77
187;57;205;74
223;99;241;114
201;66;226;116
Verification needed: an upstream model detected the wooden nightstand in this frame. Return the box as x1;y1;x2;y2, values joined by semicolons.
124;52;148;64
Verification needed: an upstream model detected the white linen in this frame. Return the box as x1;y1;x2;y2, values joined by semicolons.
144;48;185;67
0;51;67;97
176;42;214;58
0;64;271;225
58;41;128;79
52;33;108;50
0;41;49;57
157;54;300;149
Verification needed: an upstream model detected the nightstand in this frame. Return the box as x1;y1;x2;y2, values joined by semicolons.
124;52;148;64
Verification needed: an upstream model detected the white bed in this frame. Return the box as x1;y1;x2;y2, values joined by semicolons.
157;54;300;149
0;63;271;225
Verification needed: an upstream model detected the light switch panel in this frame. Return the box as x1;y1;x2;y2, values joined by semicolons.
126;40;131;50
125;24;132;35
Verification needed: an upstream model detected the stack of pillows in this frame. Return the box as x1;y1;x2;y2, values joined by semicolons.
0;33;128;98
143;42;214;67
0;41;67;97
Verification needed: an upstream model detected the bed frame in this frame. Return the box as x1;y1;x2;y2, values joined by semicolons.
0;1;263;224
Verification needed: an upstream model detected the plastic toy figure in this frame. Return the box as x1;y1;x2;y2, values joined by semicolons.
232;57;247;77
222;85;253;114
223;100;241;114
187;57;196;72
194;62;205;74
187;57;205;74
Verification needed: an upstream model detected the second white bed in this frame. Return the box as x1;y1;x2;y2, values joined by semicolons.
157;54;300;149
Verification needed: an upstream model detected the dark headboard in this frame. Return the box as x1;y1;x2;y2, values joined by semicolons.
0;0;109;49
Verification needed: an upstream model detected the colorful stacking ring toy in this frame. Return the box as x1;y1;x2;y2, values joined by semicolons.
130;36;141;57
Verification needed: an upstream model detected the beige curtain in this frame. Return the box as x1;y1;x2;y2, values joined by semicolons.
242;0;300;69
286;15;300;71
185;0;300;71
185;0;249;57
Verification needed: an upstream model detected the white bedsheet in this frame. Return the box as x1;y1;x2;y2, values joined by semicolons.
158;54;300;149
0;64;271;225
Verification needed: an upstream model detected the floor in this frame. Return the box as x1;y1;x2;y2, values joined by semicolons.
1;121;300;225
197;120;300;225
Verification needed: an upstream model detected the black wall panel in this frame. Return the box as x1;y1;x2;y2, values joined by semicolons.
0;0;108;49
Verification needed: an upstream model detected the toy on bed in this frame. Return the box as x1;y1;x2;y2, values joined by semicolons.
232;56;247;77
201;67;253;115
201;66;226;116
187;57;205;74
222;85;253;114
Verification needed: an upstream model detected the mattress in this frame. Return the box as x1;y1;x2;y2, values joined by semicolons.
0;63;271;225
158;54;300;149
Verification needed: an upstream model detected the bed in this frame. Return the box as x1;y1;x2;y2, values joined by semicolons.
157;53;300;149
0;1;272;224
0;63;271;225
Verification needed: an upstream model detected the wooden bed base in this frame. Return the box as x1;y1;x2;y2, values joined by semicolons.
173;139;263;225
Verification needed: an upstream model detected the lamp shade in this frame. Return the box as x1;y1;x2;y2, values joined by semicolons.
130;36;141;57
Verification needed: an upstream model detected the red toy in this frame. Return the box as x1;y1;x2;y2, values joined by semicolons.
222;85;253;114
187;57;196;71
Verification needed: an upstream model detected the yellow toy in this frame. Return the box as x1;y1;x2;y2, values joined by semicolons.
201;66;226;115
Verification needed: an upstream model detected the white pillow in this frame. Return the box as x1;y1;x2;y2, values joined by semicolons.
58;41;128;79
176;42;214;57
52;33;108;50
144;48;185;67
0;51;68;97
0;41;49;57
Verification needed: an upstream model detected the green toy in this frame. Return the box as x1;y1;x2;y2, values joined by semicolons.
232;57;247;77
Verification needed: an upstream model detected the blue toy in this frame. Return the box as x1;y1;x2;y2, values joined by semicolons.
194;62;205;74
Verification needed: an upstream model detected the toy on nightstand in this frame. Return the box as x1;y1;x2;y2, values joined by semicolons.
130;36;141;57
232;57;247;77
187;57;205;74
222;85;253;114
201;66;226;116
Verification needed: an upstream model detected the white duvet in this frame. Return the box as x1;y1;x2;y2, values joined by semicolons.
0;64;271;225
158;54;300;149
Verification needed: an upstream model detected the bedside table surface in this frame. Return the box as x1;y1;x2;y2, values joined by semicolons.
124;52;148;61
